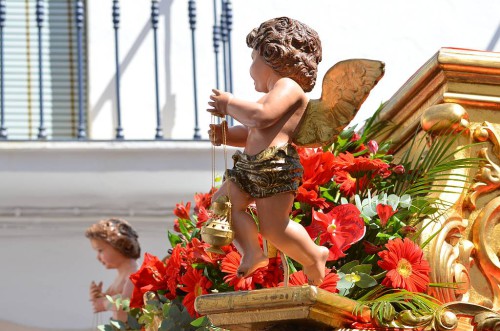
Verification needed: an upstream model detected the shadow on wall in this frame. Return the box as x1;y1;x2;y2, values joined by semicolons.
90;0;176;138
486;22;500;51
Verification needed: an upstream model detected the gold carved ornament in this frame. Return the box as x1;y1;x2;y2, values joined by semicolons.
418;104;476;304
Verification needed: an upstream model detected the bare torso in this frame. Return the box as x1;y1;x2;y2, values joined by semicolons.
244;82;308;155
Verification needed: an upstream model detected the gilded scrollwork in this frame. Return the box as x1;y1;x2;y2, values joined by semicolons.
439;302;500;331
356;302;500;331
426;213;474;304
471;197;500;309
465;122;500;210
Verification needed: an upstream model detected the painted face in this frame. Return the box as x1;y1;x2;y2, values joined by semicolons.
90;238;127;269
249;49;273;93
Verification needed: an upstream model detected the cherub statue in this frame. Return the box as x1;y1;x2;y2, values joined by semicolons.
86;218;141;322
207;17;384;285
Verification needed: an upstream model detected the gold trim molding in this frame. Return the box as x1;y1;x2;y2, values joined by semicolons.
374;48;500;151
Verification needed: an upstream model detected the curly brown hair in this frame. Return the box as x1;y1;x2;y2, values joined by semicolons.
85;218;141;259
246;17;322;92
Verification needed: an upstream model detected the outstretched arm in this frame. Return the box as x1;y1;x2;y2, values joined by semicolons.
208;78;305;128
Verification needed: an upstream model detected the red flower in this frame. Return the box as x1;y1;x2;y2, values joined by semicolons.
306;204;365;261
129;253;168;308
295;186;330;209
259;257;284;288
297;147;335;190
376;204;397;227
180;267;213;317
194;187;217;213
362;240;383;254
367;140;378;154
195;206;210;228
281;269;339;293
220;251;264;290
377;238;431;293
174;202;191;220
331;152;391;196
393;164;405;174
164;244;186;298
399;225;417;235
334;170;369;197
185;237;218;266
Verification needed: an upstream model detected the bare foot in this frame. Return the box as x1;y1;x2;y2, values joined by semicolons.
237;254;269;278
302;246;329;286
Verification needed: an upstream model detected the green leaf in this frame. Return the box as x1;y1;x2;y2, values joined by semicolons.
97;325;113;331
336;274;354;289
163;302;171;318
168;231;182;247
339;260;359;273
191;316;208;327
356;273;378;288
351;264;372;275
127;314;142;330
169;303;182;320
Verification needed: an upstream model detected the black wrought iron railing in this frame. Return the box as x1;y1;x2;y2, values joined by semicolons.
0;0;234;141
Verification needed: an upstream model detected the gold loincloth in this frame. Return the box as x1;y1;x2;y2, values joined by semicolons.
226;144;303;199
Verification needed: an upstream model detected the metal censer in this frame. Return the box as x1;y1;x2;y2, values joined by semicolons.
201;195;233;254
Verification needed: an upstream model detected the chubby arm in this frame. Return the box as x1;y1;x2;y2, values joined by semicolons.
209;122;248;147
208;78;305;128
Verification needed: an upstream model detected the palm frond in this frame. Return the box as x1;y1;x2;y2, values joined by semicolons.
356;288;442;316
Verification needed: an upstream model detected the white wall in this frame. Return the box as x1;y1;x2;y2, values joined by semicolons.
1;0;499;329
87;0;499;139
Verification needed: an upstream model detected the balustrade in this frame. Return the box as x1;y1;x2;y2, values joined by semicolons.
0;0;233;141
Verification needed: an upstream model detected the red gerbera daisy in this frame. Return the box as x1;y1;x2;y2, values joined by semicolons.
259;256;284;288
377;237;431;293
333;170;369;197
280;269;339;293
179;266;213;317
220;251;264;290
331;152;391;196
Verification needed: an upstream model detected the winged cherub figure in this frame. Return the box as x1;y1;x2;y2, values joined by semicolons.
207;17;384;285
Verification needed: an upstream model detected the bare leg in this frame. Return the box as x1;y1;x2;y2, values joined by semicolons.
256;193;329;286
213;180;268;277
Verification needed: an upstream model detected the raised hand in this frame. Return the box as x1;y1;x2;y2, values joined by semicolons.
208;89;233;118
89;280;103;300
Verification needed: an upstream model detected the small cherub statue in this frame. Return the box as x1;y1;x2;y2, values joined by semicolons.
86;218;141;322
207;16;384;285
207;17;329;285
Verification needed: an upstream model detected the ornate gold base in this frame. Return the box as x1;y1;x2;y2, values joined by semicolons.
194;285;370;331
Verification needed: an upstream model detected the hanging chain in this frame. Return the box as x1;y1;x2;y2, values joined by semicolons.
211;116;229;196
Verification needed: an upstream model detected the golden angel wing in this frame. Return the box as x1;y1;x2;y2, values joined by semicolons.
292;59;385;148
